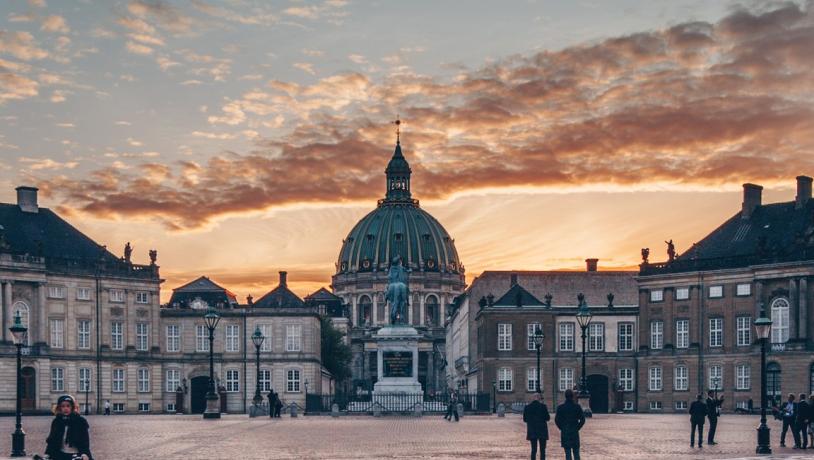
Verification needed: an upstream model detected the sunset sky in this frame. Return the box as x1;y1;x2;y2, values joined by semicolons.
1;0;812;303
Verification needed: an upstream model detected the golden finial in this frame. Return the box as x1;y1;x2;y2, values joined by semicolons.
391;115;401;144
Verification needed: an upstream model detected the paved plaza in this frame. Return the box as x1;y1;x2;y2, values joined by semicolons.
0;413;810;459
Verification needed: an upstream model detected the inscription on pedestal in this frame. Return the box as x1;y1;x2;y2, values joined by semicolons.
383;351;413;378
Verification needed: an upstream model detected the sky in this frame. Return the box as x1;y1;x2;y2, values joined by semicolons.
1;0;812;303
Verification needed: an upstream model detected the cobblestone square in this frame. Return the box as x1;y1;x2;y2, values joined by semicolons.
0;413;811;459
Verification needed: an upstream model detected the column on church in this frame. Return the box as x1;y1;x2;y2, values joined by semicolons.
352;296;358;327
419;294;425;326
372;294;378;325
0;280;6;343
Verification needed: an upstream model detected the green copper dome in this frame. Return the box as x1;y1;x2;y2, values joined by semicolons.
336;142;462;275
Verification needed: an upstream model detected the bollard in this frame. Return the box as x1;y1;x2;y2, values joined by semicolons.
290;404;298;418
456;403;464;419
373;404;382;417
414;403;423;418
497;403;505;417
331;403;340;418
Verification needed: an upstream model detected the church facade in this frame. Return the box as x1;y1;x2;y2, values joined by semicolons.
331;138;465;394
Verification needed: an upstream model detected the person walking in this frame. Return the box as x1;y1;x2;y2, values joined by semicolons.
797;393;810;449
555;389;586;460
523;393;550;460
689;394;707;448
706;390;723;445
274;390;283;418
103;400;110;416
444;391;459;422
267;390;275;418
780;393;799;448
808;394;814;449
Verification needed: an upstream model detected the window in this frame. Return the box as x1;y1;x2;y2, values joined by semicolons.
527;323;541;351
259;324;273;352
736;364;751;390
559;368;574;392
166;325;180;352
286;369;301;392
676;319;689;349
737;316;752;347
76;287;91;301
137;367;150;392
286;324;302;352
708;365;723;391
649;367;662;391
135;291;149;304
709;285;723;298
112;368;125;392
618;323;634;351
498;367;513;392
138;403;150;412
166;403;176;413
650;321;664;349
51;367;64;391
771;298;790;344
618;368;633;391
649;401;663;410
226;369;239;392
623;401;634;411
497;323;512;351
50;318;64;349
650;290;664;302
112;403;125;413
166;369;180;393
527;367;540;392
675;401;688;410
48;285;65;299
259;369;271;392
225;324;239;352
136;323;149;351
709;318;723;347
736;283;751;296
559;322;574;351
111;321;123;350
109;289;125;303
79;368;91;392
77;320;91;349
767;363;782;406
675;287;690;300
588;323;604;351
196;325;209;352
674;365;688;391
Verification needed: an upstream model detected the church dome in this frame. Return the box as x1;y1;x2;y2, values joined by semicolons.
336;141;463;275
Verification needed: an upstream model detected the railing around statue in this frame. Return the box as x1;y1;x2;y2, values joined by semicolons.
305;391;492;414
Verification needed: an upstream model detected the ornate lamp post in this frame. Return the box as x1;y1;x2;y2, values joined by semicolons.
533;325;544;393
754;306;772;455
492;379;497;413
575;293;593;415
251;326;265;407
203;307;221;419
10;312;27;457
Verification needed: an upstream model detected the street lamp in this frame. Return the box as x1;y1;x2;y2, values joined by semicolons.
203;307;221;419
9;312;27;457
492;379;497;414
575;293;593;416
251;326;265;407
533;325;544;393
754;305;772;455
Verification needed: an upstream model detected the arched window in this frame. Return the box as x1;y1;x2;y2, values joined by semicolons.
767;362;781;407
771;298;790;344
358;295;372;326
12;302;30;346
425;295;439;327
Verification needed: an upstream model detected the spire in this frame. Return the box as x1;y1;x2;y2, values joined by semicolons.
392;115;401;145
384;117;413;203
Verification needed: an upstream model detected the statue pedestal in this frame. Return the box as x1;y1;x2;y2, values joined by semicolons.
373;325;423;411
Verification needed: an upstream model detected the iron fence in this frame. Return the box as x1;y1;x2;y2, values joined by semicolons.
306;391;492;415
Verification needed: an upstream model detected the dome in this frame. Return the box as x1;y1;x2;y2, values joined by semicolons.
336;141;463;275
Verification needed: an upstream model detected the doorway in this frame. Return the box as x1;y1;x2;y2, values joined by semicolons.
587;374;609;414
190;376;209;414
21;367;35;411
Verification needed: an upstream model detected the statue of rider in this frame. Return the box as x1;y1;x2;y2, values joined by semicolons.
385;255;410;325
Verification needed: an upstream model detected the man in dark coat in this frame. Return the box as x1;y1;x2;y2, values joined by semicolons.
689;394;707;448
706;390;724;445
797;393;809;449
780;393;799;447
555;389;586;460
267;390;275;418
523;393;550;460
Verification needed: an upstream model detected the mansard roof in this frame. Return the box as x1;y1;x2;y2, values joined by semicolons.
305;287;342;303
168;276;238;308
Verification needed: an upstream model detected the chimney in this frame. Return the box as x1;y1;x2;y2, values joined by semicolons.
585;258;598;272
279;271;288;287
16;186;39;213
796;175;812;209
741;183;763;219
510;273;518;286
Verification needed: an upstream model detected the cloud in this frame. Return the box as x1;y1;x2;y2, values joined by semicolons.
191;1;278;26
293;62;315;75
19;157;79;170
41;15;70;33
8;13;34;23
283;0;348;21
126;0;195;34
36;1;814;230
0;31;48;60
0;72;38;103
348;54;367;64
126;41;154;55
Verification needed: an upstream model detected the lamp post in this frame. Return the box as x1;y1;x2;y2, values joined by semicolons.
251;326;265;407
754;306;772;455
533;325;544;393
492;379;497;413
575;293;593;416
10;312;27;457
203;307;221;419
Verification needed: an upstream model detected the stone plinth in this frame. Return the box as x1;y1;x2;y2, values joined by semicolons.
373;325;423;411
